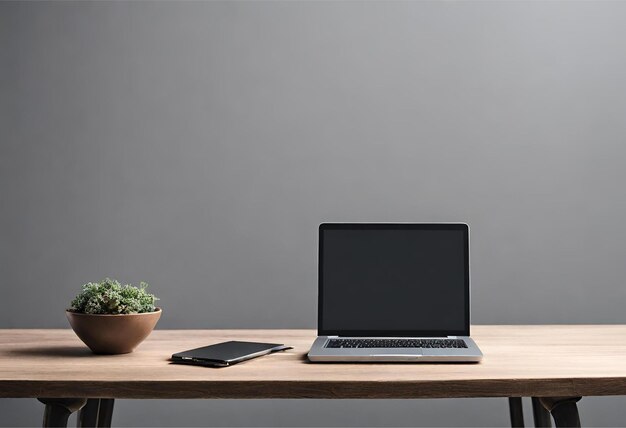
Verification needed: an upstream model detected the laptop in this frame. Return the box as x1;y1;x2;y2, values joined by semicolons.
307;223;483;363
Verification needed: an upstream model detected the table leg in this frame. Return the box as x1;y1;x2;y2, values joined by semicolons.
532;397;552;427
77;399;115;427
539;397;582;428
38;398;87;428
508;397;525;427
97;399;115;427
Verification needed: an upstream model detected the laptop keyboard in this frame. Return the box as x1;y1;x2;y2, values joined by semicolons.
325;338;467;349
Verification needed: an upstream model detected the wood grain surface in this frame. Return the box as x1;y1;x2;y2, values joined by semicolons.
1;326;626;399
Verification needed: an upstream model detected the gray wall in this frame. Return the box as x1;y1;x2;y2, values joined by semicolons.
2;0;626;426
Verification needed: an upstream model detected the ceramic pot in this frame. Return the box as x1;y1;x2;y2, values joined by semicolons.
66;308;162;354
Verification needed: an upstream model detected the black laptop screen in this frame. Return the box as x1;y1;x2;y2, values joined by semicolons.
319;224;469;336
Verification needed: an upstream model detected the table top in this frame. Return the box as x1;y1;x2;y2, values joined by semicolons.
1;326;626;399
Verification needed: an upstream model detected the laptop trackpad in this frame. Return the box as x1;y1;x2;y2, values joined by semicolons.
370;349;423;356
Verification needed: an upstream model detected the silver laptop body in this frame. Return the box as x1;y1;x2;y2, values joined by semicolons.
307;223;483;363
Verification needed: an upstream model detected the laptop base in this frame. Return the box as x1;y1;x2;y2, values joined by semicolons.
307;336;483;363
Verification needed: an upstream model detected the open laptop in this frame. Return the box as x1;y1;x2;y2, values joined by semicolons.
307;223;482;362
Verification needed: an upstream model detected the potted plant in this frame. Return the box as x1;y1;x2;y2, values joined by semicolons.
66;278;162;354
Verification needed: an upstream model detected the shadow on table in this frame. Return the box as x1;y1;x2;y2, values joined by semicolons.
6;346;94;357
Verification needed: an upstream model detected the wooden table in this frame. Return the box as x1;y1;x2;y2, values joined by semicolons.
2;326;626;427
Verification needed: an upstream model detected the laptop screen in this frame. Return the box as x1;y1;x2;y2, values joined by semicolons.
318;224;469;337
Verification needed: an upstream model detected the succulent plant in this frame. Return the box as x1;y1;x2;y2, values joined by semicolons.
69;278;159;314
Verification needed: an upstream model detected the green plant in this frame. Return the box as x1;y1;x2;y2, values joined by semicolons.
69;278;159;314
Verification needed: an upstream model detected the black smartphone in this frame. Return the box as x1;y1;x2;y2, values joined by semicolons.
171;340;292;367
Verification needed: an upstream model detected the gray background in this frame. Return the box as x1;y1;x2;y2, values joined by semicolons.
2;0;626;426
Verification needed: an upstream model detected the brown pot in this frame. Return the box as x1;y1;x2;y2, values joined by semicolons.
66;308;162;354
